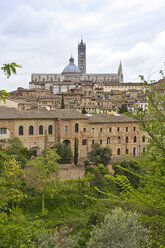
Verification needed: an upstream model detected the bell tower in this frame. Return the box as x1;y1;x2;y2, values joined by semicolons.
78;38;86;74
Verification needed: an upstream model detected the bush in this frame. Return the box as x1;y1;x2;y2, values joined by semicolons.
87;207;150;248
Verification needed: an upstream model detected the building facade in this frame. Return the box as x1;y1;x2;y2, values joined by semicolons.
0;106;147;162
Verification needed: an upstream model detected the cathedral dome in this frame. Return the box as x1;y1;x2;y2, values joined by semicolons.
62;56;80;74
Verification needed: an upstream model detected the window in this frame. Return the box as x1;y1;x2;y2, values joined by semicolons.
100;128;102;133
75;123;79;133
133;147;136;156
29;126;33;135
126;127;128;132
92;140;95;144
133;126;136;131
134;136;137;143
117;127;120;132
82;139;87;146
39;125;43;135
100;139;102;145
19;126;23;136
143;147;146;152
64;126;68;134
83;128;86;132
117;136;121;144
142;136;145;142
126;148;129;155
109;127;112;133
48;125;53;134
117;148;120;155
125;136;128;143
0;128;7;134
92;128;95;134
107;137;110;144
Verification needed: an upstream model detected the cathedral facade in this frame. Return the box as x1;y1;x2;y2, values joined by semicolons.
29;39;123;94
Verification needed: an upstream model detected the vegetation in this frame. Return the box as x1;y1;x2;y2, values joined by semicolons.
119;104;128;113
0;70;165;247
0;62;21;102
87;207;150;248
88;143;112;166
61;93;65;109
31;149;60;213
82;106;87;114
74;138;78;165
53;142;72;164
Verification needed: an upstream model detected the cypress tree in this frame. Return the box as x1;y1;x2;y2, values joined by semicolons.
74;137;78;165
61;93;65;109
82;106;87;114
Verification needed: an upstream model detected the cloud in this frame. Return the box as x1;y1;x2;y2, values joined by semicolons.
0;1;165;91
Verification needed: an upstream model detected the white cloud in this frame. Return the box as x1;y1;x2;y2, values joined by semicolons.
0;1;165;91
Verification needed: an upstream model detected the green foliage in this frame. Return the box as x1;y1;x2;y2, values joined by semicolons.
88;143;112;166
38;229;78;248
0;158;26;211
119;104;128;113
7;137;29;168
0;209;44;248
53;143;72;164
87;207;150;248
82;106;87;114
0;90;10;103
74;138;78;165
113;160;141;188
1;62;22;78
31;149;60;212
61;93;65;109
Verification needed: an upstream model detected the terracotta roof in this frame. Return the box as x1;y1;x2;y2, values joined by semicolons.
88;114;137;123
0;106;56;119
50;109;88;120
103;82;143;86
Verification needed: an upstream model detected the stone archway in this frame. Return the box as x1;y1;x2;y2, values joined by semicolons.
29;146;42;157
63;140;71;146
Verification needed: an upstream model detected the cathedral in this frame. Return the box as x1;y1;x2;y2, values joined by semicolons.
29;39;123;94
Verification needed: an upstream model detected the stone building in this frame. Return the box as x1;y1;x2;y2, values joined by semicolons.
0;106;147;161
29;39;123;94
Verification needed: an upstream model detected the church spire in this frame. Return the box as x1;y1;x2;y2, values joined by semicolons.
118;61;123;82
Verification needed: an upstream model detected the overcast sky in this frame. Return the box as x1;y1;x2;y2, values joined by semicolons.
0;0;165;91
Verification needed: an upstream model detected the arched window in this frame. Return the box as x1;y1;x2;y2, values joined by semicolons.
29;126;33;135
75;123;79;133
82;139;87;146
117;136;121;144
125;136;128;143
48;125;53;134
143;147;146;152
133;147;136;156
117;148;120;155
39;125;43;135
142;136;145;142
126;148;129;155
107;137;110;144
92;140;95;145
134;136;137;143
19;126;23;136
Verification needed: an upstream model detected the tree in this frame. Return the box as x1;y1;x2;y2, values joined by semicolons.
53;142;72;164
61;93;65;109
87;207;150;248
119;104;128;113
82;106;87;114
7;137;29;168
0;157;25;211
88;143;112;166
74;138;78;165
32;149;60;213
38;229;78;248
0;62;22;102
